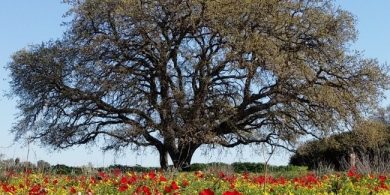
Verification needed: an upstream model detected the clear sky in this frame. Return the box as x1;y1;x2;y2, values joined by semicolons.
0;0;389;167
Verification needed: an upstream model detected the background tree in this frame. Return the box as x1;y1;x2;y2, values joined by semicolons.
9;0;388;169
290;119;390;170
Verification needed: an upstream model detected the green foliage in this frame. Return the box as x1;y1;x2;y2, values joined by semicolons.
188;163;210;172
51;164;82;175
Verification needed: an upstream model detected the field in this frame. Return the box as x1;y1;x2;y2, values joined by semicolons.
0;167;389;194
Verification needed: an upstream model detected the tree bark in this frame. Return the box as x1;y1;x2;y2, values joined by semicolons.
169;144;200;171
155;146;169;170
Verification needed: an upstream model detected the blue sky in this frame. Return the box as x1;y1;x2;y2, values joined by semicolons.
0;0;389;167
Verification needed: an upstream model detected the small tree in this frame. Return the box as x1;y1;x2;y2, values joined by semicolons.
9;0;388;169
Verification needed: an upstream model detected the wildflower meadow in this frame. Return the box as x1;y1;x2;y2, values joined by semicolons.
0;166;388;194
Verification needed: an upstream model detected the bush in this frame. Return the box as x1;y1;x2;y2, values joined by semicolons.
51;164;82;175
232;162;265;173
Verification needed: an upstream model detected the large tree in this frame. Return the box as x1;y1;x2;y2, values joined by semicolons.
9;0;388;169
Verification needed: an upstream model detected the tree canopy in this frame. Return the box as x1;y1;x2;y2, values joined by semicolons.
8;0;388;169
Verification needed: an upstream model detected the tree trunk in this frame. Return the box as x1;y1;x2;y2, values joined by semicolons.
169;144;200;171
157;146;169;170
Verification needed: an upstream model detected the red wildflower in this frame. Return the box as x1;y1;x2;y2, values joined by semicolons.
25;168;33;175
89;176;97;185
118;184;128;192
171;181;180;190
99;171;106;177
136;185;151;195
2;184;16;193
222;189;242;195
164;181;180;193
120;176;128;184
154;189;163;195
242;172;250;180
223;175;237;184
87;189;93;195
181;179;189;187
276;176;287;185
127;175;137;184
378;175;387;183
305;173;318;184
44;177;49;184
380;182;388;190
164;186;172;193
112;168;122;177
30;184;47;195
69;186;77;194
148;171;156;180
253;175;273;184
159;175;167;182
195;171;204;178
347;166;358;178
199;188;214;195
25;178;31;187
79;175;86;183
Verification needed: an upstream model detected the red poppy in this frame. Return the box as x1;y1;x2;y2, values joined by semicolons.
30;184;46;195
276;176;287;185
222;189;242;195
199;188;214;195
2;184;16;193
171;181;180;190
90;176;97;184
148;171;156;180
195;171;204;178
347;166;358;178
128;175;138;184
98;171;105;177
159;175;167;182
112;168;122;177
380;182;388;190
118;184;128;192
25;168;33;175
154;189;163;195
181;179;189;187
136;185;151;195
164;186;172;193
69;186;77;194
120;176;128;184
378;175;387;183
242;172;250;180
